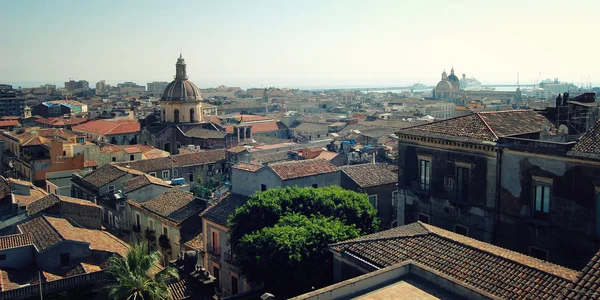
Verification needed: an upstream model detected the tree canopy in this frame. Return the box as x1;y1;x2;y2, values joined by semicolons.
228;186;379;297
105;244;179;300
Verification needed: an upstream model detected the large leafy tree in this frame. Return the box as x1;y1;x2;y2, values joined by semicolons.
105;244;179;300
228;186;379;297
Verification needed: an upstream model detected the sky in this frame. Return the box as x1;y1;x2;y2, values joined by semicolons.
1;0;599;89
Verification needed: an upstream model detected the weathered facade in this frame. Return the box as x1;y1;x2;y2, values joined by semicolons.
396;110;600;269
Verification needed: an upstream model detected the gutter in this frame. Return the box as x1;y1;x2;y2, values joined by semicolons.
493;148;503;244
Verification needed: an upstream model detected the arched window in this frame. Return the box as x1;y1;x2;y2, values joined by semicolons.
162;109;166;121
174;109;180;123
190;109;195;123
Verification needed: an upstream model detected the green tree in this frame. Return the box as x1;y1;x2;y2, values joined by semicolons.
228;186;379;297
105;244;179;300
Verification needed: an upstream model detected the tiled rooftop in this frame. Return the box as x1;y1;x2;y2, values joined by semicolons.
232;162;263;172
184;127;228;139
138;189;205;224
568;120;600;159
72;119;140;135
171;149;226;166
330;222;578;300
268;158;338;180
123;174;171;193
562;249;600;299
340;163;397;188
399;110;555;142
200;193;249;227
0;233;32;250
116;156;173;173
82;164;128;188
17;216;64;251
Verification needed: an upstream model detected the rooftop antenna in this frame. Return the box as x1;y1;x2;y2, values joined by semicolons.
517;72;520;89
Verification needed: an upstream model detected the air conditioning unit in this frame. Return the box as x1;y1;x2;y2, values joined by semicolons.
187;145;195;150
195;145;201;150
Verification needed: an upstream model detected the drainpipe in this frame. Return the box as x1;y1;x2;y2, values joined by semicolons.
494;148;503;244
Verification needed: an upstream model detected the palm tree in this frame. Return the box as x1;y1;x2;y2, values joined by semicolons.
106;244;179;300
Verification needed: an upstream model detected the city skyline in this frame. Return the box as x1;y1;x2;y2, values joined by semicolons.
1;0;599;88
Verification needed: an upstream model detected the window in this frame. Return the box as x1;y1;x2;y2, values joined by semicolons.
162;170;169;179
392;191;398;207
173;169;178;178
0;254;6;261
130;155;134;161
149;172;157;177
60;253;70;267
530;246;548;261
112;157;116;162
261;184;267;192
454;224;468;236
163;226;168;237
148;219;155;231
107;185;115;194
188;173;193;182
418;157;431;191
368;195;378;208
312;184;318;188
211;230;220;254
532;176;552;221
213;265;220;290
231;274;239;295
456;166;469;202
418;213;430;224
136;213;140;228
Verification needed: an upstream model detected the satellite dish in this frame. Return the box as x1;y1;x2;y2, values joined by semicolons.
558;124;568;135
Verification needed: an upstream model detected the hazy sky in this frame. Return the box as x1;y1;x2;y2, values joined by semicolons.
1;0;599;88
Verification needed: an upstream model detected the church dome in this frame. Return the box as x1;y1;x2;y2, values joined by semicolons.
161;54;202;101
436;80;454;91
447;68;459;83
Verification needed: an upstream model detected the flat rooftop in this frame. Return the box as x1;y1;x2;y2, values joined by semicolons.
354;276;459;300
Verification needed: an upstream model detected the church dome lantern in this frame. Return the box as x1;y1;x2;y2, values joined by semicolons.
161;54;203;102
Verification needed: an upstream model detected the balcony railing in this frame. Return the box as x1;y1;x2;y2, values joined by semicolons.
207;244;221;256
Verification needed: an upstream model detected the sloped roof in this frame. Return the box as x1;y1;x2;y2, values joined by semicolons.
116;157;174;173
184;127;228;139
562;249;600;299
200;193;249;227
268;158;338;180
73;119;140;135
82;164;129;188
568;120;600;159
17;216;64;251
340;163;397;188
123;174;171;193
140;189;205;224
399;110;555;142
0;233;32;250
171;149;226;166
249;121;286;133
330;222;578;300
232;162;263;172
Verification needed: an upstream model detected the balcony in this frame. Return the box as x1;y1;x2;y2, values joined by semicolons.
207;244;221;257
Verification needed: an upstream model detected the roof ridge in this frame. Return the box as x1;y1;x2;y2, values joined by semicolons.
422;223;578;280
476;113;499;140
40;215;68;240
330;222;431;247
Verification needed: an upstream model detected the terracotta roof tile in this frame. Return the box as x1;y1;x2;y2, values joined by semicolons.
115;157;173;173
84;160;98;168
233;162;263;172
0;120;19;127
17;216;64;251
340;163;397;188
73;119;140;135
200;193;249;227
568;120;600;159
184;127;228;139
249;121;286;133
82;164;129;188
227;145;249;153
140;189;205;224
123;174;171;193
331;222;578;300
399;110;555;142
562;249;600;299
268;159;338;180
166;277;193;300
182;232;203;252
171;149;226;166
0;233;32;250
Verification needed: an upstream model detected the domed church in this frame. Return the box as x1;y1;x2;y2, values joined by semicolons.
139;55;252;154
433;68;460;100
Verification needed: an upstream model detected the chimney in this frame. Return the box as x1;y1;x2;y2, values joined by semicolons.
562;92;569;106
555;94;562;107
